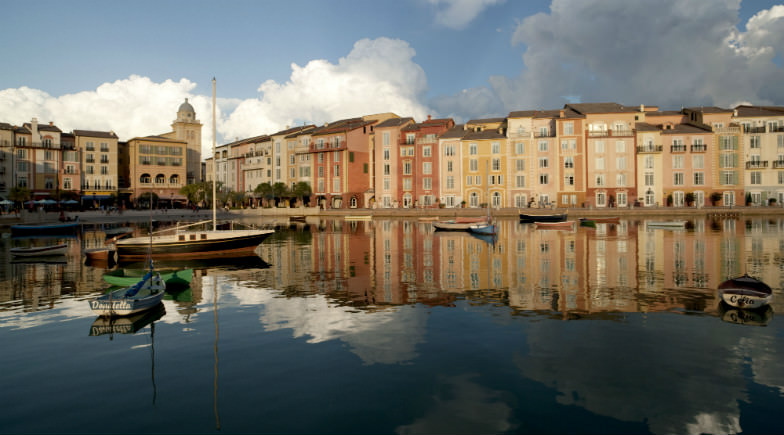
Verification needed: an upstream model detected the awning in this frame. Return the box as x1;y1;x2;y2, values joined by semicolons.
82;195;112;200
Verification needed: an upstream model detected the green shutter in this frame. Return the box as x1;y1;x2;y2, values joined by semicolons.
349;151;354;162
363;163;368;173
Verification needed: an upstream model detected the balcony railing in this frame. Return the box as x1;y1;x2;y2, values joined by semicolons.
743;126;766;134
671;144;687;152
773;160;784;169
690;144;707;152
714;126;741;134
637;144;662;153
769;125;784;133
534;130;555;138
746;161;769;169
416;137;438;144
588;130;609;137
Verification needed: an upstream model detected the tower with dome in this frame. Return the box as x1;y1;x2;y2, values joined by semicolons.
161;98;202;184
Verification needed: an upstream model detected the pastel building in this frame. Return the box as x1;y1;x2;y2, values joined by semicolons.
125;135;187;205
460;118;506;208
733;105;784;205
399;116;454;208
15;118;62;201
159;99;202;185
437;124;467;208
373;117;414;208
74;130;119;206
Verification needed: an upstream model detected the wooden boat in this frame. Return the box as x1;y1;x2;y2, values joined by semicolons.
433;217;488;231
11;217;79;237
535;221;575;230
289;215;307;222
84;248;112;262
718;274;772;310
647;220;687;229
519;213;567;223
469;222;496;235
10;243;68;257
103;268;193;288
89;268;166;316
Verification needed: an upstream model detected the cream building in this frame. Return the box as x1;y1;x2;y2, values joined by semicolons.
160;99;203;184
74;130;118;206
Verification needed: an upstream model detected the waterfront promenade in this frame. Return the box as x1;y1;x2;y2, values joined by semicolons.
2;204;783;227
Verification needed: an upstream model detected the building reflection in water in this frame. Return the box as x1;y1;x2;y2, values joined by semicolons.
257;216;782;316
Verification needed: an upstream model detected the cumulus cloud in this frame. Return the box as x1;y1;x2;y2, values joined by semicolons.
0;37;433;158
441;0;784;113
222;37;431;140
427;0;506;30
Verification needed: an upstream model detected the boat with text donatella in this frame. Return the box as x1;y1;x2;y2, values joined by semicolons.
718;274;773;310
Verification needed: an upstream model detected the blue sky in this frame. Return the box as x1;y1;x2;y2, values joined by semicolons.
1;0;782;155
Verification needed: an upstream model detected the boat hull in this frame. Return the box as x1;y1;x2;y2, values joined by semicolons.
103;269;193;287
89;273;166;316
469;223;496;235
11;219;79;237
10;243;68;257
535;221;575;230
718;274;773;309
116;230;273;260
433;221;474;231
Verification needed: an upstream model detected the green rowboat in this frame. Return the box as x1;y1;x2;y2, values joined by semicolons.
103;268;193;288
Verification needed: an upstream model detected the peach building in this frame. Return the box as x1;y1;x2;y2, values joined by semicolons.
438;124;467;208
373;117;414;208
399;116;454;208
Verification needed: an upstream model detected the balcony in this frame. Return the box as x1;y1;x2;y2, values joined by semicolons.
534;130;555;138
690;144;707;152
743;126;766;134
770;125;784;133
416;136;438;145
714;126;741;134
670;144;687;152
588;130;609;137
746;161;769;169
773;160;784;169
637;144;662;153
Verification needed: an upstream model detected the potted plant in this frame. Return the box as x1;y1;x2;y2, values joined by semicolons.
685;192;695;207
710;192;722;206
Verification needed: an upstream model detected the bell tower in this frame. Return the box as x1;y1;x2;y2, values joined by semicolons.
171;98;203;184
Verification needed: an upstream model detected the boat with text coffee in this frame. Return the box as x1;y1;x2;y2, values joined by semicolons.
10;217;79;237
519;212;567;223
535;221;575;230
718;274;772;310
10;243;68;257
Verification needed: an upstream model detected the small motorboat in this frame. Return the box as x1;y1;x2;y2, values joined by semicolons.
433;217;488;231
535;221;575;230
718;274;773;310
469;222;496;235
89;267;166;316
10;243;68;257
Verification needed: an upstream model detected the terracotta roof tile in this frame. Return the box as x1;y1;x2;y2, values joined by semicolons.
73;129;118;139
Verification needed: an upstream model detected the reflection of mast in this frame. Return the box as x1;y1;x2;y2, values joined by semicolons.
213;274;221;430
150;322;157;405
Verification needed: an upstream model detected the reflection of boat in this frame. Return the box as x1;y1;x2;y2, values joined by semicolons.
519;213;567;223
469;223;496;235
10;243;68;257
118;253;271;271
718;302;773;326
103;268;193;288
647;220;687;229
11;255;67;265
468;232;496;244
85;248;113;262
344;215;372;221
10;217;80;237
290;216;307;222
579;216;620;225
89;303;166;336
535;221;575;230
718;274;773;309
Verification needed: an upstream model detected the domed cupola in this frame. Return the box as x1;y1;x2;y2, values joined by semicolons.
176;98;196;122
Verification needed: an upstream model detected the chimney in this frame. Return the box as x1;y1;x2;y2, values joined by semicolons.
49;121;53;126
31;117;39;141
640;104;644;112
427;114;432;121
559;109;565;118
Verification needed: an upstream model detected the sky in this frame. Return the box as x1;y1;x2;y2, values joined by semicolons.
1;0;783;158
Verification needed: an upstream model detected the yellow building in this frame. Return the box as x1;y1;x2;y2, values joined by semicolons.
126;135;187;206
460;118;506;208
160;99;203;184
74;130;118;207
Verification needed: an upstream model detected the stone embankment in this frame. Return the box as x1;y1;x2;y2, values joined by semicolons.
1;205;782;227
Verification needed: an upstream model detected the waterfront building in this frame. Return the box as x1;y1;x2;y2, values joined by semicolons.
269;126;313;192
238;135;271;199
59;133;79;201
461;118;506;208
282;126;315;194
437;124;467;208
635;121;665;207
125;135;187;206
566;103;646;208
73;129;118;207
289;128;315;206
400;116;454;208
733;105;784;205
661;122;714;207
14;118;63;202
555;108;586;207
159;99;203;184
506;111;536;208
512;111;561;207
373;117;414;208
309;117;379;209
0;122;14;200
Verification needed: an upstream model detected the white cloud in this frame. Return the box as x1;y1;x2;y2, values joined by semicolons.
427;0;506;30
441;0;784;113
0;38;433;159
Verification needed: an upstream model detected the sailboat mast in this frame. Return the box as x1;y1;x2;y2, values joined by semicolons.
212;78;217;232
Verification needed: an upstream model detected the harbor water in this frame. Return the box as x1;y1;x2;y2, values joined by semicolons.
0;216;783;434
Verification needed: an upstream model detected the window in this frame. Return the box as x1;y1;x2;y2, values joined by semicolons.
750;172;762;184
616;156;626;170
645;172;654;186
516;159;525;171
616;141;625;152
673;155;684;169
595;157;604;170
595;140;605;153
516;175;525;187
384;164;390;175
564;156;574;168
469;159;478;171
538;140;548;151
423;146;431;157
564;175;574;185
596;174;605;186
334;164;340;176
596;192;606;206
382;132;390;146
445;144;455;156
693;155;704;169
674;172;684;185
539;157;549;168
617;192;627;207
469;143;477;155
383;178;390;190
616;173;626;186
423;162;432;174
446;176;454;189
403;178;412;190
491;142;500;154
403;161;412;175
492;158;501;171
750;136;761;148
447;161;453;172
516;142;525;154
694;172;704;185
564;122;574;135
539;174;548;185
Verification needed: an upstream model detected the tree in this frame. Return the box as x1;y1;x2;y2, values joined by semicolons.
9;186;31;208
272;182;289;206
254;183;273;207
291;181;312;206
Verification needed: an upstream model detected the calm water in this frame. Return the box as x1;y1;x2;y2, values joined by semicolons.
1;216;783;434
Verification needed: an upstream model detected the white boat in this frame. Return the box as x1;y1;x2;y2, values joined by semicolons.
10;243;68;257
646;220;687;229
718;274;773;310
115;78;273;262
89;267;166;316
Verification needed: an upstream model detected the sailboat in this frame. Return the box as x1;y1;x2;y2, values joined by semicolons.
90;203;166;316
116;78;274;261
469;162;497;236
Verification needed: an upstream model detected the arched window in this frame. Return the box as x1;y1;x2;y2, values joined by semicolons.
492;192;502;208
155;174;166;184
169;174;179;185
140;173;151;184
350;196;357;208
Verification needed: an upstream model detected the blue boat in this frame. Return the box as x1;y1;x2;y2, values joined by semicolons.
11;216;80;237
469;222;496;235
89;267;166;316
